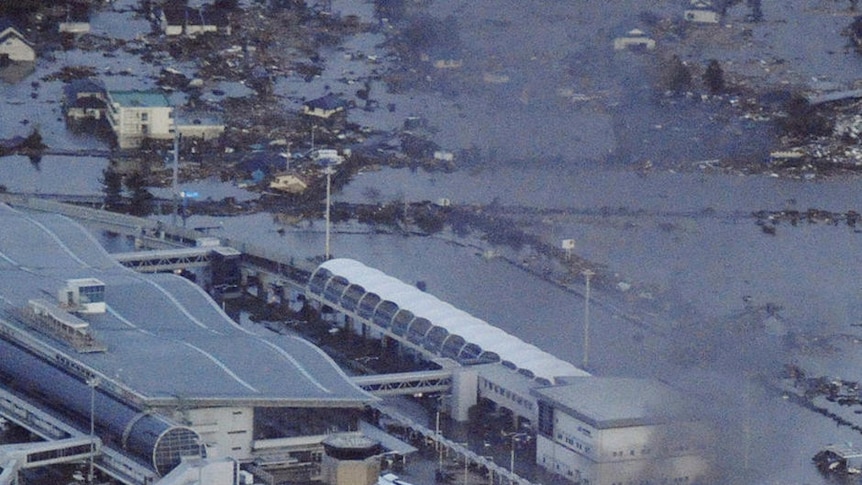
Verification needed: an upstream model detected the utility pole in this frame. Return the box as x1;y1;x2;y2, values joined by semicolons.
324;164;333;260
171;106;179;226
87;376;100;484
582;269;595;370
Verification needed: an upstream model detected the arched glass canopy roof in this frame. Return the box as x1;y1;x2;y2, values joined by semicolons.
309;258;589;382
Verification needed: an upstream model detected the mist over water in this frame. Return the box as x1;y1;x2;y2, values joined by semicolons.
3;0;862;483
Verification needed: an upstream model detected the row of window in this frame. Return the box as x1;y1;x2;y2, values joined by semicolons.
557;432;592;455
480;379;535;411
609;477;691;485
609;443;693;459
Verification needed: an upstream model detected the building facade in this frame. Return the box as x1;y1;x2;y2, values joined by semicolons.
0;22;35;62
533;378;712;485
106;90;174;149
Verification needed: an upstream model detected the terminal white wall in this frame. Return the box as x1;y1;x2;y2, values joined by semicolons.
183;407;255;460
536;407;711;484
449;367;477;422
156;457;239;485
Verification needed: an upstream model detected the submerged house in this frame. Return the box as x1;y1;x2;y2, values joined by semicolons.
302;93;349;119
105;89;225;149
0;20;36;63
613;28;656;51
685;0;720;24
106;90;174;149
64;78;107;121
58;2;91;34
158;5;231;37
269;173;309;194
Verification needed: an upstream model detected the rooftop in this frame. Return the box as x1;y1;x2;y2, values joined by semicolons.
108;90;170;108
532;377;693;429
0;203;375;409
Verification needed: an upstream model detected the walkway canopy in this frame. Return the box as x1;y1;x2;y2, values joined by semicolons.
308;259;589;383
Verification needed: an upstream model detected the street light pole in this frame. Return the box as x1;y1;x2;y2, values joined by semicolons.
324;165;333;260
171;107;179;227
463;454;468;485
87;376;100;484
582;269;595;370
506;432;527;479
510;441;515;478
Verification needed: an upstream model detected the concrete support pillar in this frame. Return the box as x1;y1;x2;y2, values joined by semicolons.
450;367;478;422
258;273;270;303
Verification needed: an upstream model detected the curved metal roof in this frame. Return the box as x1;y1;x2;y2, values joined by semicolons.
315;258;588;382
0;204;375;409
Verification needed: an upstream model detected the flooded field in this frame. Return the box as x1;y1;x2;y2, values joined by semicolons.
3;1;862;484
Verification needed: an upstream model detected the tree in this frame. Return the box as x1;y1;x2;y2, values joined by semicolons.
850;16;862;51
0;0;44;18
778;94;832;138
20;127;46;153
125;172;154;217
703;59;725;94
661;55;692;93
715;0;742;16
100;167;124;212
747;0;764;22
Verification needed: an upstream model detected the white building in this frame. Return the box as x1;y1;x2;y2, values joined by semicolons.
58;3;91;34
0;22;35;62
612;29;656;51
158;6;230;37
685;0;720;24
106;90;174;149
532;378;712;485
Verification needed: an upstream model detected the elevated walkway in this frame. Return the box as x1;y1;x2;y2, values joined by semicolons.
0;436;101;485
0;387;157;485
351;369;453;396
113;246;240;273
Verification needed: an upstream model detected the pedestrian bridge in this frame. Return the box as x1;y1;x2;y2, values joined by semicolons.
0;436;101;485
113;246;241;273
351;368;453;396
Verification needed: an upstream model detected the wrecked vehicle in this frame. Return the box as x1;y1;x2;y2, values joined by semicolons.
813;444;862;478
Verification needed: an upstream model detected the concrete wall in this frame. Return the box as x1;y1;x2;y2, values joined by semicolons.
450;367;478;422
538;408;712;484
184;406;255;460
108;104;173;149
320;455;380;485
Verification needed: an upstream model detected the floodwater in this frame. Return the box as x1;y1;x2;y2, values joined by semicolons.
169;167;862;485
3;1;862;484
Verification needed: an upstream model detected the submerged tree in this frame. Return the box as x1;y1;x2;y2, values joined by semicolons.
849;16;862;51
125;171;154;217
660;55;692;93
778;94;832;138
100;167;124;212
747;0;764;22
19;127;46;153
703;59;725;94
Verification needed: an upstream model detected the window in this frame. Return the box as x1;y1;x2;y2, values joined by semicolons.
140;112;148;121
538;401;555;437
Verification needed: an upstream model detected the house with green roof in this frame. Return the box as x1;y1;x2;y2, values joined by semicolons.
106;90;174;149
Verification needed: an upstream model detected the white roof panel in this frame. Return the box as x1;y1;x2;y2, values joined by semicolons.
318;258;590;381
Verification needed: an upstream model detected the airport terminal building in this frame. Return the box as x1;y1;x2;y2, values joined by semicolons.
0;203;377;482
